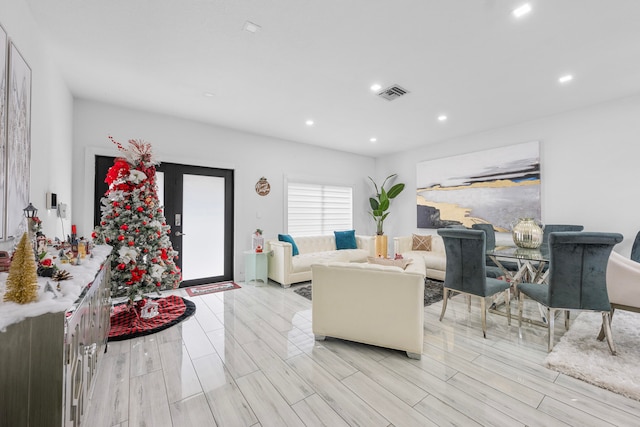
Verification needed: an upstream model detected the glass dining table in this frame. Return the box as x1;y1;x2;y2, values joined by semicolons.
487;245;550;326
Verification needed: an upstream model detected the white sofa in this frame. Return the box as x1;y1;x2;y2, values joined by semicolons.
394;234;446;281
266;235;375;287
311;261;426;359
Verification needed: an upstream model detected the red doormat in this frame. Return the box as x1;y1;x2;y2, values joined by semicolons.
109;295;196;341
184;281;241;297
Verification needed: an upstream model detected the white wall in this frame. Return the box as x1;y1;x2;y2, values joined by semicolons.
72;99;376;280
0;0;74;249
377;94;640;256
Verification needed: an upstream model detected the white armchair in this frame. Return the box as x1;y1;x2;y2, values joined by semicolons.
597;250;640;340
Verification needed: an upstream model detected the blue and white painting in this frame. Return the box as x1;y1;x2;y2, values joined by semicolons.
416;141;540;231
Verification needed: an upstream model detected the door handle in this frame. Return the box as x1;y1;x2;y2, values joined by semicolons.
175;231;186;236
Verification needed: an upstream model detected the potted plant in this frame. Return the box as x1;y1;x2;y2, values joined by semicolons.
368;174;405;257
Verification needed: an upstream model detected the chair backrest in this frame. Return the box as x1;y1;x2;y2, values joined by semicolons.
542;224;584;247
547;232;623;311
631;231;640;263
438;228;489;296
471;223;496;251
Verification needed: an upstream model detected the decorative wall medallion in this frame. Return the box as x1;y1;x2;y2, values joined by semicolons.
255;177;270;196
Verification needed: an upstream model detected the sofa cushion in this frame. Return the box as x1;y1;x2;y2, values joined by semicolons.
412;234;432;251
278;234;299;256
335;230;357;250
292;250;350;273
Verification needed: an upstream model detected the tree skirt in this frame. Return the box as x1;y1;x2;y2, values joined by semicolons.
109;295;196;341
293;279;444;306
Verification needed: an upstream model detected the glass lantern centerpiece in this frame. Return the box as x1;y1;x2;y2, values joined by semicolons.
512;218;543;249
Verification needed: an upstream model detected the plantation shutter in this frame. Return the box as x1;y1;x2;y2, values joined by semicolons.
287;182;353;236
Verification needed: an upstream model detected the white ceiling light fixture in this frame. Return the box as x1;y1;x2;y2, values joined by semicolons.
438;115;448;122
558;74;574;84
305;119;314;126
369;137;377;143
512;3;532;18
203;92;215;97
370;84;382;92
243;21;261;33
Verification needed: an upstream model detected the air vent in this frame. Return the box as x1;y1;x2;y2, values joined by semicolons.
377;85;410;101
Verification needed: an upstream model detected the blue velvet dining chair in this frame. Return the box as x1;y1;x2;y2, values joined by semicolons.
471;223;518;275
517;231;623;353
541;224;584;248
438;228;512;338
630;231;640;263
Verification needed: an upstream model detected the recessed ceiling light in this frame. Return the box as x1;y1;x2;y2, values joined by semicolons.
203;92;215;97
369;137;377;143
370;84;382;92
558;74;574;84
305;119;314;126
243;21;261;33
512;3;532;18
438;115;448;122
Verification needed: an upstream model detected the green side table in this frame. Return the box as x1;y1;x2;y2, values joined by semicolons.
244;250;271;286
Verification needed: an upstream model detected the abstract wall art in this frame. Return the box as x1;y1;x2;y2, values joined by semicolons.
0;25;7;239
416;141;541;231
6;40;31;239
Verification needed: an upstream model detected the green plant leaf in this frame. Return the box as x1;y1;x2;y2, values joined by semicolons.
387;183;405;199
369;197;379;210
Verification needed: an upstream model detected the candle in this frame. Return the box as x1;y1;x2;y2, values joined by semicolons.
71;224;77;235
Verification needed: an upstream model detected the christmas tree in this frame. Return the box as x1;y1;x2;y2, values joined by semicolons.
3;232;39;304
93;137;181;302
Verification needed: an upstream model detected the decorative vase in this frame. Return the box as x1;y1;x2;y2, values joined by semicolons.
375;234;388;258
512;218;543;249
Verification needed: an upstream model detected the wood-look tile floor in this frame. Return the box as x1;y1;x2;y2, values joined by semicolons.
84;282;640;427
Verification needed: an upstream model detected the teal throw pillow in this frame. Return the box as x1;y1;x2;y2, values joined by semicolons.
278;234;299;256
334;230;357;250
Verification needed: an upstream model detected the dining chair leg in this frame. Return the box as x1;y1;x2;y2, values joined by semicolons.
439;288;450;322
518;292;524;329
597;307;615;341
481;297;487;338
505;288;511;326
565;310;570;330
548;308;555;352
601;312;617;355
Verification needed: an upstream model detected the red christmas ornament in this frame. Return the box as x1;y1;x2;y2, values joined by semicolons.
142;221;147;225
120;224;129;231
91;231;97;239
125;205;131;210
156;282;161;287
101;221;106;226
117;235;125;241
113;201;119;207
105;237;110;243
117;263;126;270
128;241;135;246
137;206;144;212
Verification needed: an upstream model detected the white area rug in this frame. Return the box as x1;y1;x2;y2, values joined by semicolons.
545;310;640;401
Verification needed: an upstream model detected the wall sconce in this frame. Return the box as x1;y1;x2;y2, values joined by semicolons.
23;202;38;218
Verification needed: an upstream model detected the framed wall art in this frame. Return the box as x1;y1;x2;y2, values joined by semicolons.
416;141;541;231
6;40;31;239
0;25;7;239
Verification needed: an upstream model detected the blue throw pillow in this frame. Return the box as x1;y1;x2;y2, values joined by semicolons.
278;234;299;256
335;230;357;250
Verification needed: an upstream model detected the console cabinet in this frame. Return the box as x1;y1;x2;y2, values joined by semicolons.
0;247;112;427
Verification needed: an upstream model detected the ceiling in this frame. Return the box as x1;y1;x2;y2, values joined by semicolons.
25;0;640;157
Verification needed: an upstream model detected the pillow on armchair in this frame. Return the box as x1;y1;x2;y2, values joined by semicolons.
412;234;432;251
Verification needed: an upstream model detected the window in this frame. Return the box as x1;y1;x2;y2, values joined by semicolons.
287;182;353;236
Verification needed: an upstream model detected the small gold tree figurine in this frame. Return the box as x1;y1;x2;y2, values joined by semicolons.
3;232;40;304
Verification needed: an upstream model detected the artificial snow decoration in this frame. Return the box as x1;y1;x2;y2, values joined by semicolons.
93;137;181;302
